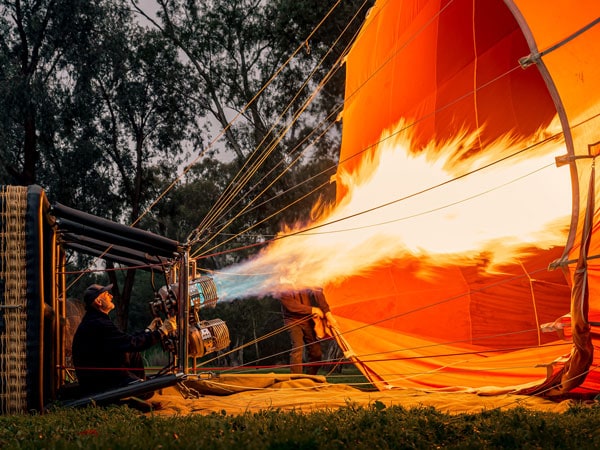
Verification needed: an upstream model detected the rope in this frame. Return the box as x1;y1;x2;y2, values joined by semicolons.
182;0;349;240
191;109;341;256
130;0;344;228
188;3;370;253
57;0;355;293
190;124;565;262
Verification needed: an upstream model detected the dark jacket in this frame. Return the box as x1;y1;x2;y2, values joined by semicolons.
278;288;331;324
72;308;161;394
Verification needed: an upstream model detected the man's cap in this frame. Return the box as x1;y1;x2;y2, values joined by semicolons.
84;283;113;306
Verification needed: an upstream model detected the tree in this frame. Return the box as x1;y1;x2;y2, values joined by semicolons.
0;0;103;185
78;22;203;330
36;0;130;214
0;0;373;341
15;2;204;330
135;0;371;261
0;1;205;330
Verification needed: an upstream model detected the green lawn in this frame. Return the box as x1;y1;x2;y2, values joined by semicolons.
1;401;599;449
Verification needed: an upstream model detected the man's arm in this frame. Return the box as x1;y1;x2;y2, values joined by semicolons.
101;316;161;353
311;288;331;314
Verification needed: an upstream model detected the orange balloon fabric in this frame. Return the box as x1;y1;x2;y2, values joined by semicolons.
328;0;600;394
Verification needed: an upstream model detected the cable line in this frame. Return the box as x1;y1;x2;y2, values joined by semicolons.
188;3;370;251
128;0;347;233
192;128;564;261
185;0;355;241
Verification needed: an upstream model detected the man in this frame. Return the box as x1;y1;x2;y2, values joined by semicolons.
277;286;338;375
72;283;176;395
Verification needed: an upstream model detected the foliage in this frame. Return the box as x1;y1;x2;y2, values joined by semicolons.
0;0;373;332
200;296;289;368
0;0;100;185
1;403;600;449
150;158;239;248
141;0;370;264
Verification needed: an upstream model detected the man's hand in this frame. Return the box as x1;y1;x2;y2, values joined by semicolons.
146;317;162;332
159;316;177;336
311;307;324;319
325;311;339;328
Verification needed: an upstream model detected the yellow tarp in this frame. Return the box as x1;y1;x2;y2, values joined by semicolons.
148;374;587;416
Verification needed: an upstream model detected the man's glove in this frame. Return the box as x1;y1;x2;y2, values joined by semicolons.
311;307;324;319
146;317;162;333
159;316;177;336
325;311;339;328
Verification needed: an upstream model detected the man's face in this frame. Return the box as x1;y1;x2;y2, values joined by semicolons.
96;291;115;313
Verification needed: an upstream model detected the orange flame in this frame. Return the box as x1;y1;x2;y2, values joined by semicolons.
215;119;571;300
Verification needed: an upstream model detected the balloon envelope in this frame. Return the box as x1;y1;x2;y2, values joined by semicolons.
326;0;600;394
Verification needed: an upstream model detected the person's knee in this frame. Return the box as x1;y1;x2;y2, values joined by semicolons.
308;345;322;362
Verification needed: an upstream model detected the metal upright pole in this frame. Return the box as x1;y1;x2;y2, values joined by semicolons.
177;248;190;374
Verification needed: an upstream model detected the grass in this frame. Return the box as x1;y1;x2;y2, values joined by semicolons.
1;402;600;449
33;359;596;448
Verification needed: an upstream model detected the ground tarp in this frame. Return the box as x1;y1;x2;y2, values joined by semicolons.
148;374;592;416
